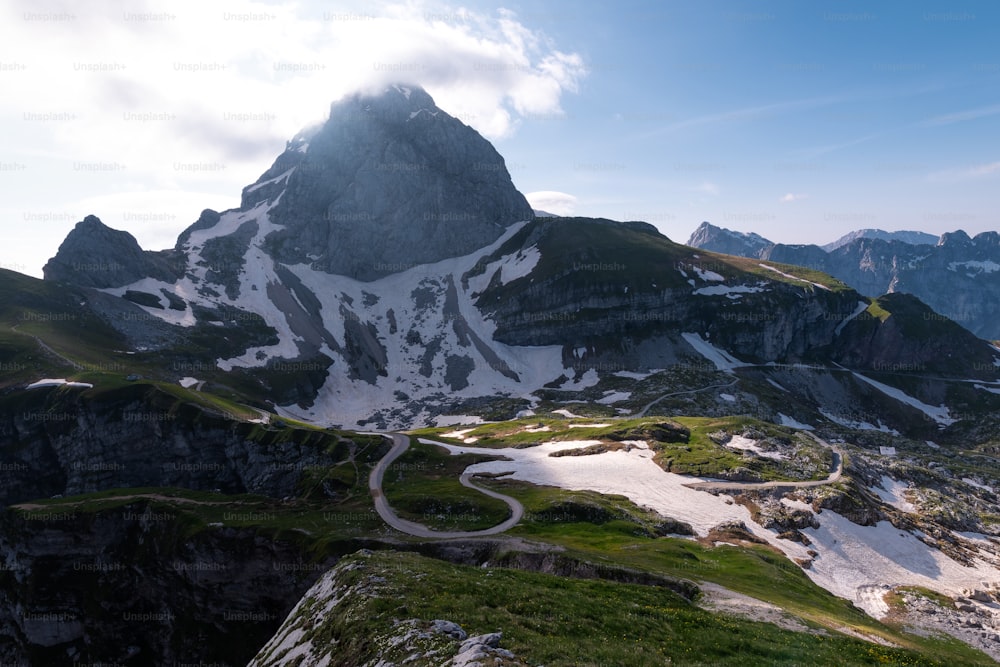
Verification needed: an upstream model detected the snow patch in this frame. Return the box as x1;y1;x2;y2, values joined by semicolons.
835;301;869;335
724;435;787;460
178;377;201;389
802;515;999;619
613;369;658;380
759;263;831;290
441;428;479;443
691;266;725;282
819;409;900;435
597;391;631;404
766;379;788;392
948;260;1000;275
435;415;485;427
681;332;746;372
777;413;814;430
25;378;93;390
872;476;916;513
468;246;541;290
245;167;295;194
420;438;806;547
962;477;994;492
693;284;766;297
852;373;957;427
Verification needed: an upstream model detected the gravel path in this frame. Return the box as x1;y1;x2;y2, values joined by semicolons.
368;432;524;538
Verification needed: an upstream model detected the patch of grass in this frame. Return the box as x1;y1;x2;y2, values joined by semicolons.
296;549;992;666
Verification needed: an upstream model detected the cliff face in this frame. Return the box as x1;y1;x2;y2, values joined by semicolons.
0;384;355;506
0;383;385;665
0;506;355;666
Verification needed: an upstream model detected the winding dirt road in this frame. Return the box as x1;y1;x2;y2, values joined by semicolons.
683;433;844;493
368;432;524;538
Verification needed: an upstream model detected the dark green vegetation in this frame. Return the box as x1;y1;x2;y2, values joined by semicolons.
467;217;850;301
272;549;992;666
0;268;128;385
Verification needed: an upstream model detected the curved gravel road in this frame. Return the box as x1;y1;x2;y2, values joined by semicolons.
368;432;524;538
683;434;844;492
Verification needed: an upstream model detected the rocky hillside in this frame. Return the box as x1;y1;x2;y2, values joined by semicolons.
687;222;1000;340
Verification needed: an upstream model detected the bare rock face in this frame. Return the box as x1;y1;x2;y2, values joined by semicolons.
42;215;182;288
247;84;533;281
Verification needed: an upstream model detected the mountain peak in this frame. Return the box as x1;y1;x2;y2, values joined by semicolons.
230;83;532;280
823;228;938;251
686;221;774;257
43;216;182;288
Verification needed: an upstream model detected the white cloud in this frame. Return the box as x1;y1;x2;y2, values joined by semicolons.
780;193;808;203
0;0;587;275
526;191;577;216
694;182;720;196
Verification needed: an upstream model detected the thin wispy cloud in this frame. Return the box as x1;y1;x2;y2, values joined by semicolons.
639;94;845;140
919;103;1000;127
793;132;884;159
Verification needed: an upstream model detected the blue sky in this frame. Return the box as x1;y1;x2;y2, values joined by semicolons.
1;0;998;277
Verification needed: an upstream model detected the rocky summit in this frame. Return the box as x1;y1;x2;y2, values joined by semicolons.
42;215;182;289
239;84;533;281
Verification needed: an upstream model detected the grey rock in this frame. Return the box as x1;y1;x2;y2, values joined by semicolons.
43;215;183;288
250;84;533;280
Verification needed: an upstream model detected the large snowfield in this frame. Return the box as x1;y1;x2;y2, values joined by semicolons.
422;436;999;619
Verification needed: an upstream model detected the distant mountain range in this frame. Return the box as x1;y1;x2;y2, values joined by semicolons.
688;222;1000;340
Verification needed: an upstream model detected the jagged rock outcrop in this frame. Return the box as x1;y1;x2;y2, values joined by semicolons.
42;216;183;288
687;221;773;257
244;84;533;281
